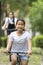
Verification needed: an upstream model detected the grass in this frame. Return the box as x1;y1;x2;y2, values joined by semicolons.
0;47;42;65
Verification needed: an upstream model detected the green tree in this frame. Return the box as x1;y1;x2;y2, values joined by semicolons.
29;0;43;34
1;0;37;17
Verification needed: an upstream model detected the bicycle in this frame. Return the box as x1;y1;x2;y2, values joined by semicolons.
5;28;16;35
8;51;27;65
2;27;16;36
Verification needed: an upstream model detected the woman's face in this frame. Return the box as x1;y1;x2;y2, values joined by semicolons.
9;12;13;18
16;21;25;32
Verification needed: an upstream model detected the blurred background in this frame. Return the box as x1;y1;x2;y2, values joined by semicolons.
0;0;43;35
0;0;43;65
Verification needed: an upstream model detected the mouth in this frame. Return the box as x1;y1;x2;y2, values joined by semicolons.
18;28;23;30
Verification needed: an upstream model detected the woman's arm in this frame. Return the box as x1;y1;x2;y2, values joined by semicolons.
28;39;32;52
6;38;13;51
2;22;8;30
27;39;32;55
2;17;9;30
4;38;13;53
14;18;17;26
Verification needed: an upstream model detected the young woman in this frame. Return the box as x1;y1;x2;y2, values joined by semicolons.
4;18;32;65
2;11;17;35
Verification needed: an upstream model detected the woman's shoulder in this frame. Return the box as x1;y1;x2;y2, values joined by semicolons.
24;31;29;35
9;31;16;36
24;31;32;37
24;31;32;39
25;30;32;35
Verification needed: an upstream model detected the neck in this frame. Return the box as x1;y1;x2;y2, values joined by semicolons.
17;31;23;36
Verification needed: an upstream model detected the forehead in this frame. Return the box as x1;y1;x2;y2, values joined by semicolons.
17;21;24;24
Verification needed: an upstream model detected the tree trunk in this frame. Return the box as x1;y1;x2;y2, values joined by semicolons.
0;1;1;36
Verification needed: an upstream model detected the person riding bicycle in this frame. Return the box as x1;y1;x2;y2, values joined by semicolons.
4;18;32;65
2;11;17;35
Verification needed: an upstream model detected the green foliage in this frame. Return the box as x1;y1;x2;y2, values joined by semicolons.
0;36;7;47
29;0;37;6
1;0;37;17
32;35;43;48
1;0;43;34
29;0;43;34
3;0;30;16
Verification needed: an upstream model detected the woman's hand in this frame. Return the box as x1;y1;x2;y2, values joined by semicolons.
26;50;32;56
4;48;9;54
2;26;5;30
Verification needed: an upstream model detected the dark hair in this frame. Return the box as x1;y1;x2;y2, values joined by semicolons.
16;18;25;26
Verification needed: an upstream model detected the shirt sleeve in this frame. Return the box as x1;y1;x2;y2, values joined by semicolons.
8;33;14;42
27;31;32;40
5;17;9;23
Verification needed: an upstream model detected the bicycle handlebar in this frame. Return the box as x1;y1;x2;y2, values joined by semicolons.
8;51;27;54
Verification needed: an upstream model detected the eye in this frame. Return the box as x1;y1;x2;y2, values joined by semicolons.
18;23;21;25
